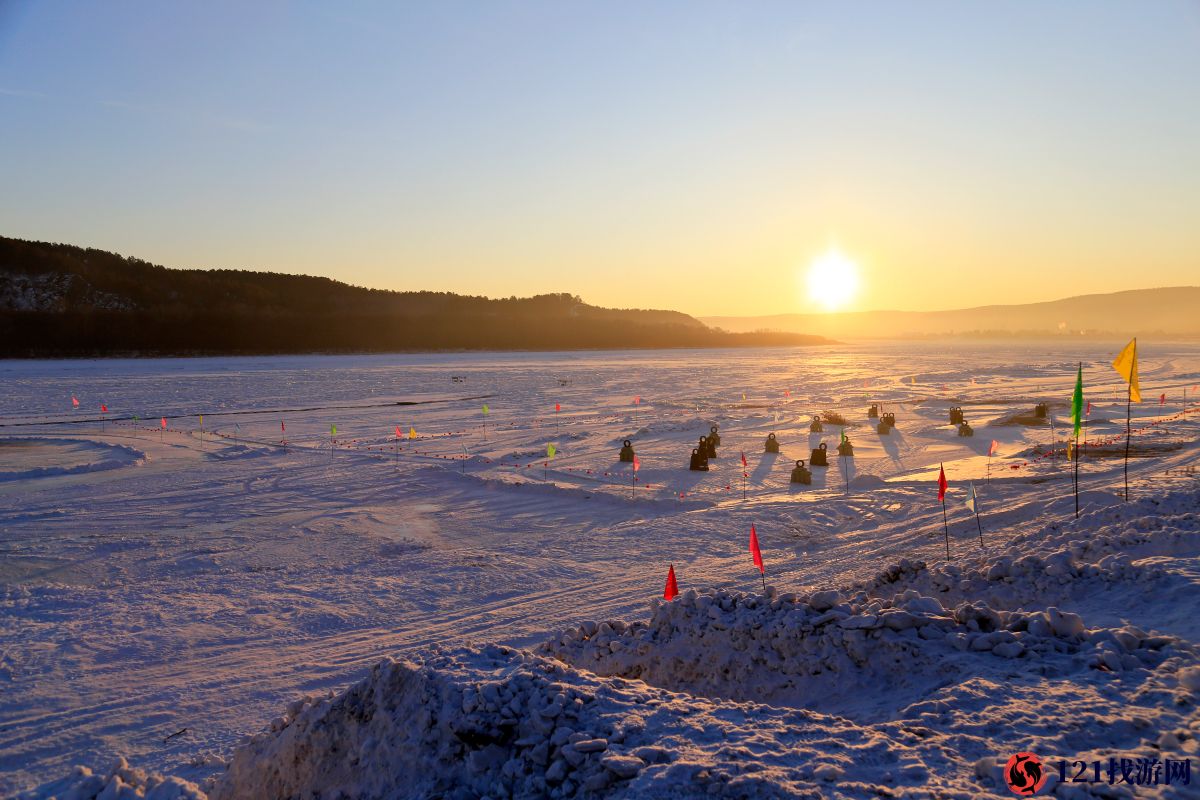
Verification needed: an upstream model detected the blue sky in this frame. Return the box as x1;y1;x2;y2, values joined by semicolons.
2;2;1198;315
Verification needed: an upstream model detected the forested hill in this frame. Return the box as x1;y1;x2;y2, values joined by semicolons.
0;236;831;356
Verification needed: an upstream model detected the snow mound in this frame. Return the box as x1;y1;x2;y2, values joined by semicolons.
0;438;145;482
867;490;1200;612
16;757;205;800
539;586;1177;722
207;644;906;799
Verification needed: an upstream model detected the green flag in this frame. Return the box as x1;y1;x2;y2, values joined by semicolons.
331;424;337;436
840;428;848;446
1071;364;1083;437
482;404;489;415
547;443;556;459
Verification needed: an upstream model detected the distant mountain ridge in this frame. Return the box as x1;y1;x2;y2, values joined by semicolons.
0;236;832;356
702;287;1200;339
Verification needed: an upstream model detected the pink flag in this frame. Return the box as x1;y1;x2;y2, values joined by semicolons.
395;425;401;438
1085;401;1092;416
784;389;791;398
160;417;167;429
71;396;79;408
633;454;641;472
988;440;999;457
749;524;764;575
634;396;640;405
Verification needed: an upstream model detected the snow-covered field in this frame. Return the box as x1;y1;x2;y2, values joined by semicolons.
1;341;1198;798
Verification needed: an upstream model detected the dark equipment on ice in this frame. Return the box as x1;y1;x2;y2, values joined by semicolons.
837;437;854;457
704;434;718;459
810;415;824;433
877;412;896;435
958;420;974;437
765;432;780;454
708;425;721;447
949;406;964;425
619;439;635;463
1034;402;1048;419
868;404;879;419
810;442;829;466
689;447;709;471
790;459;812;484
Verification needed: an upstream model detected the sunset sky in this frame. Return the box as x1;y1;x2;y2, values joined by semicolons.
1;2;1198;317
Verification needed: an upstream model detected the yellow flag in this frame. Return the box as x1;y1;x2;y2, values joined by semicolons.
408;426;416;439
1111;338;1141;402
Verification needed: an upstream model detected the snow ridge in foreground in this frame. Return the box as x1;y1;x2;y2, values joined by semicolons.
21;486;1200;800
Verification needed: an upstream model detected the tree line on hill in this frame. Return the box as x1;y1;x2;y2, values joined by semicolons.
0;236;831;356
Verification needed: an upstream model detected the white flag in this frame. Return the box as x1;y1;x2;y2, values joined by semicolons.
965;482;978;514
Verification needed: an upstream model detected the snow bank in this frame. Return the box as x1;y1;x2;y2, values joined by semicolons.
15;758;205;800
0;438;145;482
207;644;889;799
866;488;1200;612
539;584;1176;721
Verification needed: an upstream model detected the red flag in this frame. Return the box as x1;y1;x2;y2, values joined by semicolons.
281;420;286;432
988;440;999;457
749;524;764;575
740;451;747;468
395;425;401;438
160;417;166;429
71;396;79;408
555;403;561;412
634;396;640;405
1160;393;1166;405
100;404;108;413
784;389;791;398
1085;401;1092;416
664;565;679;601
937;464;948;502
633;454;641;472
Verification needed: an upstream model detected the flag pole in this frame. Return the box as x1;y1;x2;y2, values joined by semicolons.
1049;411;1055;464
1123;377;1131;501
940;463;950;561
1074;364;1081;518
974;506;984;549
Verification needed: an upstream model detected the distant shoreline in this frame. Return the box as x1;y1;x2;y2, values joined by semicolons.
0;337;841;361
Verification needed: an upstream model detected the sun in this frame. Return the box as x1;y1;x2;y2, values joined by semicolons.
805;248;861;311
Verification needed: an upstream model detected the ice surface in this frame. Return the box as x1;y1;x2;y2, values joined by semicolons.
2;342;1199;797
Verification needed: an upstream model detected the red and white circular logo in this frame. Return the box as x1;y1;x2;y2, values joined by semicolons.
1005;752;1047;796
